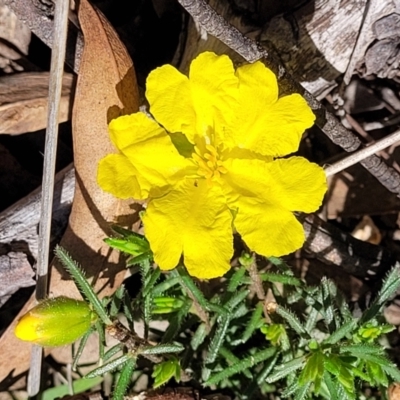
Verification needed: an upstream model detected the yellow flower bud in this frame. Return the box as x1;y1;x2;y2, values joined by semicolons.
14;296;97;347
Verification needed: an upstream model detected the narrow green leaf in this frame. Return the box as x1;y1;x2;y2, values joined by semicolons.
302;307;319;346
86;354;132;378
112;357;136;400
174;267;209;310
323;319;357;345
103;343;124;363
267;356;305;383
227;266;247;292
109;286;125;318
142;268;161;297
42;377;103;400
260;272;301;286
72;325;96;371
241;303;264;344
360;265;400;324
294;382;311;400
151;277;180;296
55;246;111;325
204;314;231;365
322;371;338;400
140;343;184;355
243;354;278;399
381;363;400;382
365;362;388;386
281;381;300;398
219;347;253;379
224;289;250;310
191;322;207;351
206;347;276;386
275;306;306;335
340;344;384;357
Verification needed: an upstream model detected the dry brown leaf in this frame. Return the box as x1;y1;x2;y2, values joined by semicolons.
389;383;400;400
0;0;139;385
0;72;74;134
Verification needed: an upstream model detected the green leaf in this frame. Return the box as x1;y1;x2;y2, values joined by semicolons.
294;382;311;400
323;319;357;345
140;343;184;355
112;357;137;400
72;325;96;371
204;314;231;365
191;322;207;351
173;267;210;310
360;264;400;324
227;266;247;292
275;306;306;336
267;356;306;383
206;347;276;386
219;347;253;379
41;377;103;400
103;343;124;363
151;277;180;296
322;371;338;400
241;303;264;344
340;343;385;357
55;246;111;325
299;350;324;393
260;272;302;286
366;361;388;386
86;354;133;378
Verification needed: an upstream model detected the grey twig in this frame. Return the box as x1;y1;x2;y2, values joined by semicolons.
177;0;400;196
27;0;71;396
3;0;82;72
301;214;397;281
177;0;268;62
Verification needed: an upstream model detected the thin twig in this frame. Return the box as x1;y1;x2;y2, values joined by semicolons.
27;0;70;396
177;0;400;197
325;129;400;177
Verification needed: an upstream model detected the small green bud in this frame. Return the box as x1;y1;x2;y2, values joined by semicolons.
104;236;150;257
152;297;184;314
152;357;181;388
14;296;97;347
260;324;286;346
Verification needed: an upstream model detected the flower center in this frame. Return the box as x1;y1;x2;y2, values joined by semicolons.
192;143;227;183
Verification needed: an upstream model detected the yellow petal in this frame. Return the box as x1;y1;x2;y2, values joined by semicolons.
109;112;193;197
233;197;305;257
189;52;238;141
109;112;169;150
264;157;327;212
223;157;326;213
236;61;278;106
146;65;197;140
229;61;315;156
98;154;143;199
142;179;233;279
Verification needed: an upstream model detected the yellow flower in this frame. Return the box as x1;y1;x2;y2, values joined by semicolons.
98;52;327;279
14;297;97;347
